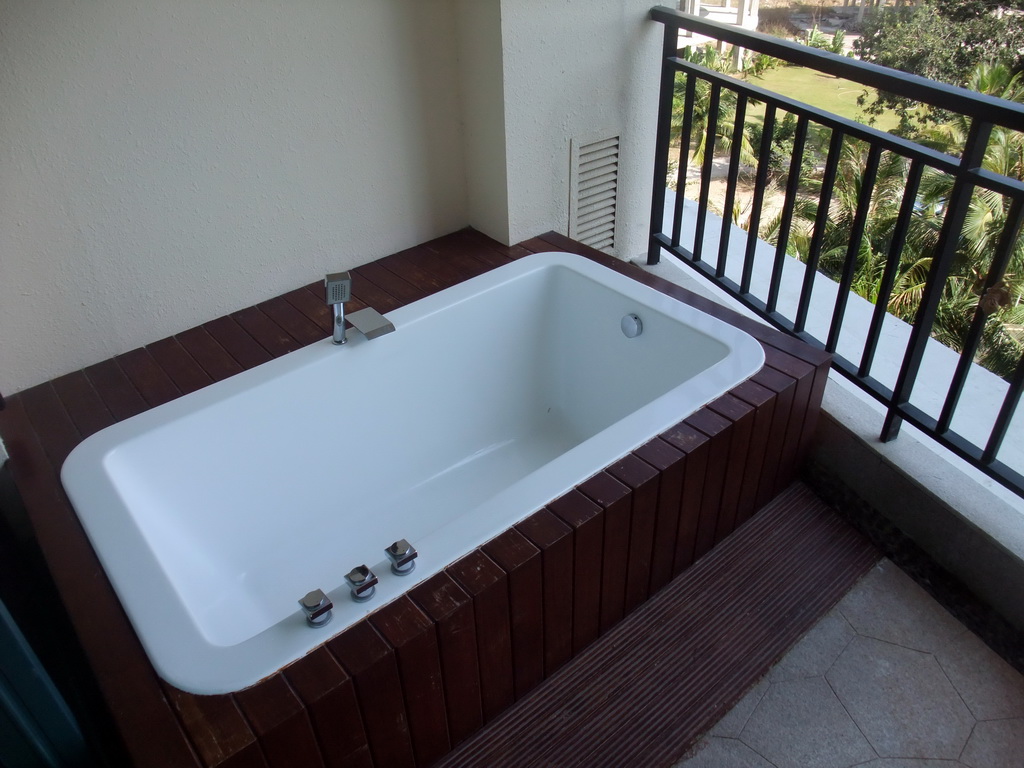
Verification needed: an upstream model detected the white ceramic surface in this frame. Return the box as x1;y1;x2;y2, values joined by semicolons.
61;251;764;693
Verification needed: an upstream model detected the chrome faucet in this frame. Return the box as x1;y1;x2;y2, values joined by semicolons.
325;272;352;344
324;271;396;344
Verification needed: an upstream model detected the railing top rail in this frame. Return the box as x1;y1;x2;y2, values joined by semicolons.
650;5;1024;133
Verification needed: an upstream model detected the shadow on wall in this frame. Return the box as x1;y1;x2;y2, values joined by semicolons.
397;0;471;229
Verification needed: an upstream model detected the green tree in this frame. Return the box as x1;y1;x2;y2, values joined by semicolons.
853;0;1024;130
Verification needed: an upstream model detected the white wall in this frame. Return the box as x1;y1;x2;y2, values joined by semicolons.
0;0;468;394
499;0;660;252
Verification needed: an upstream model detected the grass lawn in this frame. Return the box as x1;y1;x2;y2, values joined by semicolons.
746;64;901;134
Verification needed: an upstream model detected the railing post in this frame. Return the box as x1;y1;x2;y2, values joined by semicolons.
671;76;697;249
826;144;881;353
741;104;776;295
766;115;809;314
881;118;994;442
691;83;723;265
648;21;679;265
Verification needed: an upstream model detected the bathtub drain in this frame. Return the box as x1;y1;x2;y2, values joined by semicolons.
621;313;643;338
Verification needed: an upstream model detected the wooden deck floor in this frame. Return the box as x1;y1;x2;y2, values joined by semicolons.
434;481;879;768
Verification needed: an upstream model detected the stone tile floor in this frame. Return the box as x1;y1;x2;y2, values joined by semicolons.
674;558;1024;768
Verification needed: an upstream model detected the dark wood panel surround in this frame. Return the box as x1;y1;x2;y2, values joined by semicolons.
0;229;832;767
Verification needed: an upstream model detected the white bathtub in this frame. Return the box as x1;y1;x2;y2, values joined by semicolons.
61;251;764;694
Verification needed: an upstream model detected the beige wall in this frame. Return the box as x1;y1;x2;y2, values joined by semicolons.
1;0;468;394
455;0;510;245
1;0;661;394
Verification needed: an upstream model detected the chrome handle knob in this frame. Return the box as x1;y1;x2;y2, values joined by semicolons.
299;588;333;627
345;565;378;602
385;539;418;575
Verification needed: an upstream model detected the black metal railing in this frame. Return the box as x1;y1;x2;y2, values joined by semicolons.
648;6;1024;498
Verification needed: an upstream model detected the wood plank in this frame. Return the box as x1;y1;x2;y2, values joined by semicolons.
339;746;374;768
257;296;326;348
516;236;567;256
346;271;405;314
352;261;425;307
147;337;214;396
515;510;574;675
368;597;451;766
659;422;711;574
800;356;831;461
578;472;631;634
546;490;604;655
176;325;245;383
18;382;82;468
752;365;798;506
281;285;335;335
682;408;733;559
328;621;415;768
433;228;528;269
203;316;274;371
83;358;149;421
116;347;181;407
482;529;544;698
585;501;873;766
166;687;265;768
581;511;873;766
707;393;755;540
397;237;494;284
527;231;612;261
765;347;815;492
50;370;115;439
378;245;464;295
606;454;660;614
409;573;483;748
234;676;324;768
757;326;833;371
730;379;778;525
445;550;514;722
282;647;370;768
232;306;301;358
632;437;686;595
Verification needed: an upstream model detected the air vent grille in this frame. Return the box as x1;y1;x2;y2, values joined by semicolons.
570;135;619;254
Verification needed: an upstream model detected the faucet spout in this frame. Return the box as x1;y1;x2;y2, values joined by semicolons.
325;270;394;344
331;302;346;345
324;271;352;344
